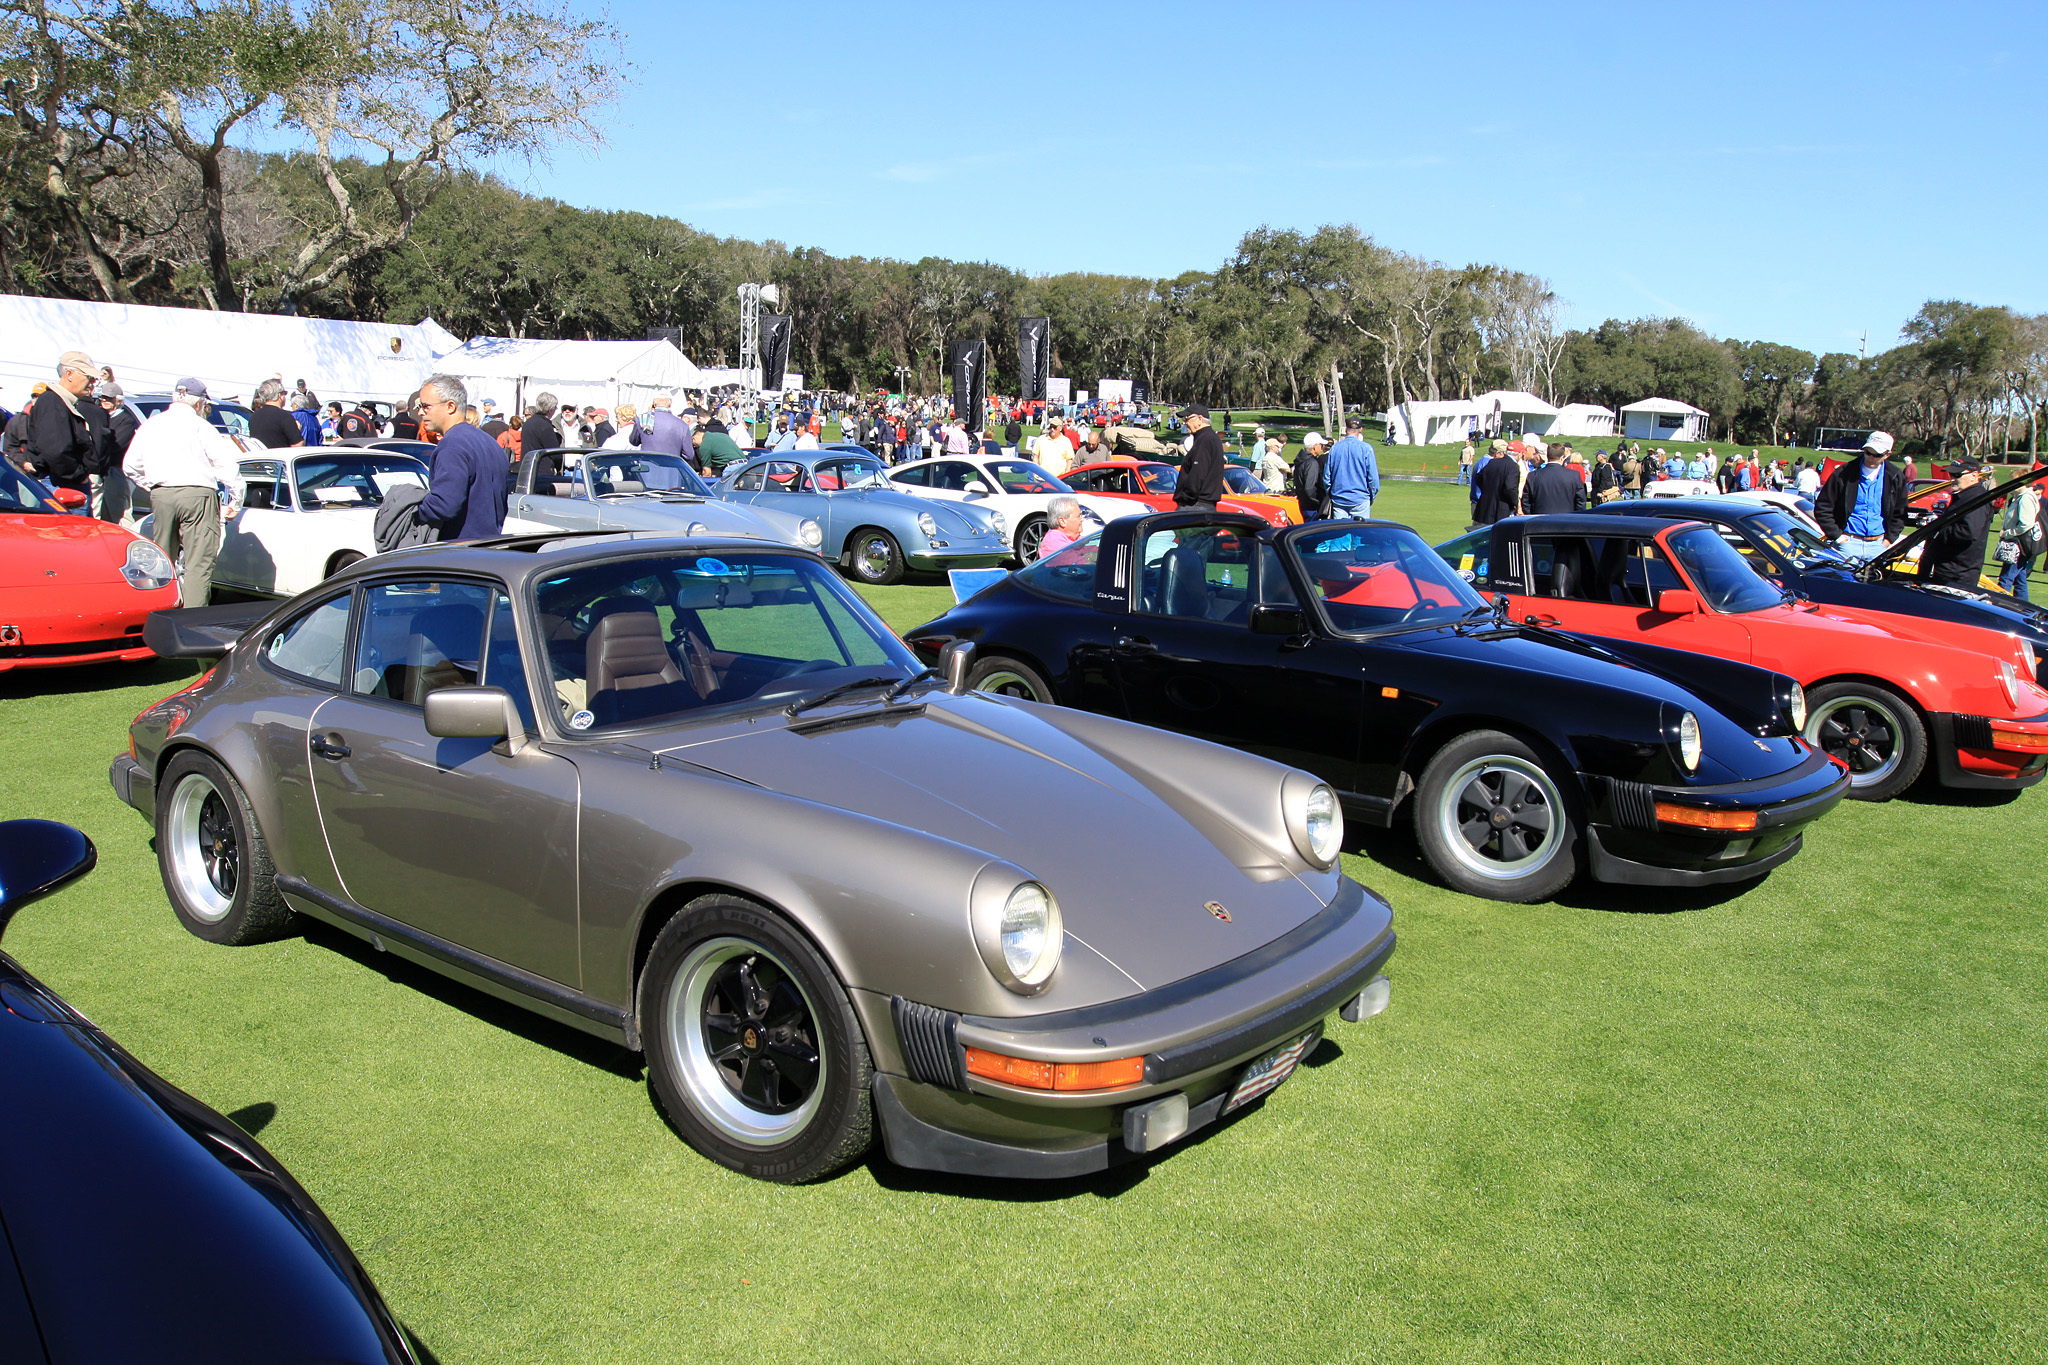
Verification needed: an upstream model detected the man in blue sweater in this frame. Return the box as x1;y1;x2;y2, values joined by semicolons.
1324;416;1381;519
416;375;508;541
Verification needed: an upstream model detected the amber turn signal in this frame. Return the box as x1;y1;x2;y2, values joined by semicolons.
1653;802;1759;832
965;1047;1146;1092
1989;725;2048;753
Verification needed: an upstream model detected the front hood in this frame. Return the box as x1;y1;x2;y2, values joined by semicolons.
1396;622;1698;704
585;497;807;548
847;491;1001;537
0;513;136;588
653;698;1329;990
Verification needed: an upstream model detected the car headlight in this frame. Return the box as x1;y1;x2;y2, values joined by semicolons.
686;521;709;537
989;510;1007;539
1282;771;1344;868
970;866;1063;994
1678;711;1702;771
121;539;177;590
917;511;939;538
1998;660;2021;710
1788;681;1807;731
797;517;824;549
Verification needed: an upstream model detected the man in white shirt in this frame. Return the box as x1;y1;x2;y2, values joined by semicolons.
123;377;245;608
1795;462;1822;497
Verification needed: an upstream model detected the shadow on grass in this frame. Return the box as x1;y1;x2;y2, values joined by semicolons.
862;1098;1274;1202
0;654;201;701
299;919;644;1082
1895;782;2024;809
228;1100;278;1136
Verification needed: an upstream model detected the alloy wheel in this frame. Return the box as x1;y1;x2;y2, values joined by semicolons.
665;937;825;1147
1436;755;1565;882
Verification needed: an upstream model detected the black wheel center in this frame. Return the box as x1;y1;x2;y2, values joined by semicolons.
1489;807;1512;828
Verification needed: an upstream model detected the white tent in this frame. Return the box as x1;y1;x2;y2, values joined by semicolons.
436;336;703;415
1620;396;1708;442
0;293;445;409
1548;402;1616;438
1472;389;1561;438
1384;399;1482;445
691;366;806;394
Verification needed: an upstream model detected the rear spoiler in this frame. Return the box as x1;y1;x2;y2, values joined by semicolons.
143;601;277;659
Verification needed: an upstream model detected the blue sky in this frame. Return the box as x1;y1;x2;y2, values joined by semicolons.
504;0;2044;358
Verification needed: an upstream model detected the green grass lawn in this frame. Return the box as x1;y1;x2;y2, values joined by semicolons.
4;476;2044;1362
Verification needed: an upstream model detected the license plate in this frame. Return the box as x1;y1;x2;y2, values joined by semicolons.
1222;1028;1320;1114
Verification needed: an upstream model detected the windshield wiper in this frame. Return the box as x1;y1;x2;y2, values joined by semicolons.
784;673;902;717
883;668;939;703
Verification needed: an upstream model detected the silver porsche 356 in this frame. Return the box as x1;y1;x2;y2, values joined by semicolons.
111;531;1394;1182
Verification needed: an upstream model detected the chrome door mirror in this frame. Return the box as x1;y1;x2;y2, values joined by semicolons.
941;640;975;695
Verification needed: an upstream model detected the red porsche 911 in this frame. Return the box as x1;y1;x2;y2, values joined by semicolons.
0;460;181;672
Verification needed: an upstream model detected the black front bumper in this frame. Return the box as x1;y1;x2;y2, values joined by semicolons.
1928;712;2048;791
109;753;155;821
1585;746;1850;887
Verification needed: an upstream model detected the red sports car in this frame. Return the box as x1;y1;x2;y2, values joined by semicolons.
1444;513;2048;800
1062;459;1299;526
0;460;182;671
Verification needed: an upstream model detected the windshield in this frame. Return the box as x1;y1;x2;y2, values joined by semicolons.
533;551;918;732
1137;463;1178;494
1222;466;1265;494
1743;510;1850;571
1291;523;1486;632
1665;526;1787;613
295;454;429;507
585;451;713;498
1013;533;1101;603
813;456;891;491
988;461;1070;494
0;459;55;512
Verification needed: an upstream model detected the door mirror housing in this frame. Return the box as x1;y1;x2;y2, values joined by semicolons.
964;480;990;495
1656;589;1701;615
0;819;96;915
1250;604;1310;636
941;639;975;695
51;486;88;510
423;685;528;754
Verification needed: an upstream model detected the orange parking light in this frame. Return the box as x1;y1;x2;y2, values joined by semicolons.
1989;725;2048;753
1654;803;1759;832
965;1047;1146;1092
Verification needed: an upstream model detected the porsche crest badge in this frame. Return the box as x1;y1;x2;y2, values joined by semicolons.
1205;901;1232;923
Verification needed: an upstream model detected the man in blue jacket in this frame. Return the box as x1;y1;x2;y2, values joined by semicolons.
415;375;508;541
1324;416;1380;519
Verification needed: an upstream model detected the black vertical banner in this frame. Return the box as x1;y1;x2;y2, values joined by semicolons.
949;338;987;435
1018;317;1050;402
761;314;792;390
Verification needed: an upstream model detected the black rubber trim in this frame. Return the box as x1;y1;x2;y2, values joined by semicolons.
1927;713;2048;790
870;1074;1234;1179
109;753;155;819
1585;827;1803;886
1605;777;1658;831
891;995;967;1091
1141;939;1391;1085
276;875;627;1032
962;878;1376;1038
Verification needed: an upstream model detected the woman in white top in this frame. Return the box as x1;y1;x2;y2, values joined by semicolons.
601;404;639;449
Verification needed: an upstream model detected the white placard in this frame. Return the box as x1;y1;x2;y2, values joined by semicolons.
1097;379;1133;403
1046;377;1072;403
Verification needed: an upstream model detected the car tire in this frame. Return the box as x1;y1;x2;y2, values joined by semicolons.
847;528;904;585
1015;515;1048;563
325;550;364;578
640;894;873;1183
1414;730;1580;903
967;655;1054;703
154;751;297;945
1803;680;1926;801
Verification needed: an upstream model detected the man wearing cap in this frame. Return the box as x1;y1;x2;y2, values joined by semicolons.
1920;460;1996;587
22;349;110;500
95;382;138;523
122;379;244;608
1174;404;1226;511
1293;431;1331;520
1815;431;1908;562
1323;416;1380;520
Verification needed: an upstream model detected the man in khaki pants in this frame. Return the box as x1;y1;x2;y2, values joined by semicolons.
122;377;244;607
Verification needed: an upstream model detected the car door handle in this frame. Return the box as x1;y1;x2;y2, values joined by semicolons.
1114;635;1156;653
311;733;352;760
1522;613;1561;627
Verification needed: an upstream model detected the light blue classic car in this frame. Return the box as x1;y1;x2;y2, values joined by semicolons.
718;450;1012;584
505;448;828;555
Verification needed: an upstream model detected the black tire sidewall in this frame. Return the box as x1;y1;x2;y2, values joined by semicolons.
1414;730;1581;903
154;751;283;944
1805;681;1927;801
849;529;902;585
326;551;364;579
967;655;1054;703
640;896;872;1183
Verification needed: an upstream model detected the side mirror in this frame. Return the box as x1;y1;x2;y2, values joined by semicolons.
1250;604;1310;636
940;639;975;695
0;819;97;915
1656;589;1701;615
423;685;528;754
52;486;88;510
964;481;990;495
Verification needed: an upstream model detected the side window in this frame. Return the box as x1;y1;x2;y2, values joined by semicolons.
1530;536;1677;606
1257;545;1300;607
238;460;289;510
1137;524;1256;624
732;464;767;492
482;593;537;731
351;580;493;706
763;461;810;492
928;462;974;492
263;592;353;687
889;464;929;487
1013;537;1100;603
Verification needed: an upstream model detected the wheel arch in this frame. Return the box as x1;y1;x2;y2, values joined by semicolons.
1399;713;1589;823
323;547;364;578
967;645;1061;700
1806;671;1934;723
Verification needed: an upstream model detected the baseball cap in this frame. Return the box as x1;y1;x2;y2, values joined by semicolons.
95;381;124;400
1345;415;1363;430
1862;430;1895;455
173;377;210;399
1490;438;1507;452
1302;431;1328;447
1179;403;1210;420
1944;458;1984;477
57;349;97;376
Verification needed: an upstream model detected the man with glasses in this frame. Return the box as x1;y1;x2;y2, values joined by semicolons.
22;348;108;501
414;375;507;541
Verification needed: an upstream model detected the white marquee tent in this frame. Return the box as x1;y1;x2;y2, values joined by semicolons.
1548;402;1617;438
1620;396;1708;442
436;336;703;415
0;293;454;409
1383;398;1482;445
1472;390;1561;438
